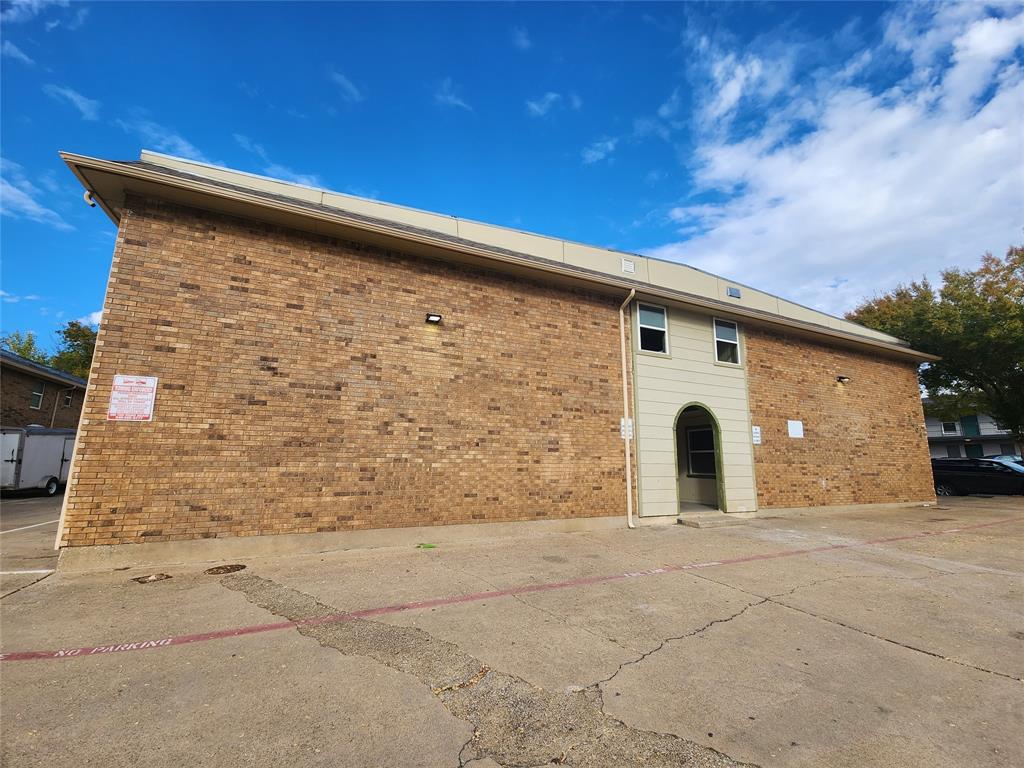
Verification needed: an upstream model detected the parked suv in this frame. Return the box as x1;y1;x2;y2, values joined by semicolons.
932;458;1024;496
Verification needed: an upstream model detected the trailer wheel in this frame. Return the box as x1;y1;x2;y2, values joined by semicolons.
44;478;58;496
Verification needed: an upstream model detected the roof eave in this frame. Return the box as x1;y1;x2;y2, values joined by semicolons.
59;151;941;364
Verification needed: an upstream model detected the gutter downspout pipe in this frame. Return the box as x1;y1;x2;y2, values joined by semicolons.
619;289;636;529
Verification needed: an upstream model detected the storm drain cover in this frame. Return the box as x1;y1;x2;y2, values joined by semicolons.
204;564;247;575
132;573;171;584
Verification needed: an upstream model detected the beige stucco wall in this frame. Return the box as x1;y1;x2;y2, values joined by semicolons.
633;303;758;516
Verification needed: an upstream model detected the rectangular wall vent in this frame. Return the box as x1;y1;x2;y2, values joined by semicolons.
726;286;742;298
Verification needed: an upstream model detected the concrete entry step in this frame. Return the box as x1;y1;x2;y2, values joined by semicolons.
676;510;748;528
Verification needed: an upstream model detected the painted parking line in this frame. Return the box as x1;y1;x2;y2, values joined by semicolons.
0;519;61;535
1;516;1020;663
0;570;55;575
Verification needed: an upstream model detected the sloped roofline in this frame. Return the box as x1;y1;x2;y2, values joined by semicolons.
1;349;88;388
58;149;939;363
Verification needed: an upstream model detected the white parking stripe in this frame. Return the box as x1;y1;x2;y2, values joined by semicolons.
0;519;61;535
0;569;54;575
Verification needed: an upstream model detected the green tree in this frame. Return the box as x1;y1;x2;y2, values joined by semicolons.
846;246;1024;443
50;320;97;379
1;330;50;364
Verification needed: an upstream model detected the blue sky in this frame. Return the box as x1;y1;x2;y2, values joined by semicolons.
2;1;1022;351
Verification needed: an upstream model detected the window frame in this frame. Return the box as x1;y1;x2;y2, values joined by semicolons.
941;421;958;435
63;391;74;408
712;317;741;366
637;302;669;356
30;380;45;410
686;426;717;479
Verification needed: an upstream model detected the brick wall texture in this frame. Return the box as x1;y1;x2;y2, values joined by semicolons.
59;197;628;546
1;366;84;430
745;327;935;508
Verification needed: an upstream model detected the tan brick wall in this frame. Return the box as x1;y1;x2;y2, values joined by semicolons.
745;327;935;508
1;366;84;430
60;197;628;546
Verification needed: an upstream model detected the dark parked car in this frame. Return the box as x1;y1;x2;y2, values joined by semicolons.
932;458;1024;496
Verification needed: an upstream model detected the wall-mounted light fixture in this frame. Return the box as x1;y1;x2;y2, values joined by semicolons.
836;375;851;384
425;313;443;324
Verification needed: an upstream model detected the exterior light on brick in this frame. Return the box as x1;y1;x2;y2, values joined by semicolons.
425;313;443;324
836;375;851;384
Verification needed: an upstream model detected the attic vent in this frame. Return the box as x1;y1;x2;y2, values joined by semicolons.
621;258;635;274
726;286;742;299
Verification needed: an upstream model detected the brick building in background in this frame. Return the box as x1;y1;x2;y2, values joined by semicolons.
1;349;87;430
55;150;937;559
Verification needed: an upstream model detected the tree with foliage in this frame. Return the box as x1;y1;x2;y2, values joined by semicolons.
846;246;1024;444
1;321;98;379
1;330;50;364
50;320;98;379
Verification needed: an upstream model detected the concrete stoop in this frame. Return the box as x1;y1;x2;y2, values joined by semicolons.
676;510;748;529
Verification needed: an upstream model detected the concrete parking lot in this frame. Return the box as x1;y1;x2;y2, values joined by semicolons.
1;496;1022;767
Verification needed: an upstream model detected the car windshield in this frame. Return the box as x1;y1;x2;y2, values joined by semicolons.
991;458;1024;473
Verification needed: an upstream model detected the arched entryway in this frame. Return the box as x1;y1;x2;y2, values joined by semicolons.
674;404;724;512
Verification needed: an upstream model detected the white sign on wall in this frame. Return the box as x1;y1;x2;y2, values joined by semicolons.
751;426;762;445
787;419;804;439
108;375;159;422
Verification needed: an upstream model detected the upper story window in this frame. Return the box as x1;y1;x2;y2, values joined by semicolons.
941;421;958;435
30;380;45;410
713;319;740;364
63;391;74;408
638;304;668;354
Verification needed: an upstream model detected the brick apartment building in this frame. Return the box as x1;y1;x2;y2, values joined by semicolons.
55;150;937;556
1;349;87;430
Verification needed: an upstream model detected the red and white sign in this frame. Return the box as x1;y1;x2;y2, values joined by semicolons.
107;375;158;421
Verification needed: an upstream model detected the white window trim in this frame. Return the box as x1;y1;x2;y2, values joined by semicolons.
941;421;959;435
686;427;717;478
30;381;45;410
712;317;741;366
637;303;669;355
63;391;74;408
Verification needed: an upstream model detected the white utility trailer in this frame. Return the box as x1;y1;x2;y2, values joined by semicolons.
1;426;76;496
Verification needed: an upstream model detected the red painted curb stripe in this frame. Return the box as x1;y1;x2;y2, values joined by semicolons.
2;516;1019;663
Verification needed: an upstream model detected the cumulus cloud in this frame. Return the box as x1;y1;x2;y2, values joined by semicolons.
1;0;67;24
0;158;73;231
43;84;99;120
581;137;618;164
435;78;472;111
644;3;1024;314
526;92;562;117
330;71;364;103
116;116;208;162
512;26;531;51
76;310;103;325
2;40;34;65
233;134;321;187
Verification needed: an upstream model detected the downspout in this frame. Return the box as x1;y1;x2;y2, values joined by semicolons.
619;289;636;529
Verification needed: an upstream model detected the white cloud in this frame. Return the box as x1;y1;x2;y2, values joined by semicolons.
526;92;562;117
43;84;99;120
581;137;618;164
116;117;208;162
263;164;321;188
512;26;531;51
657;87;681;120
330;71;364;103
646;4;1024;315
435;78;472;111
568;92;583;111
234;134;320;186
0;157;73;231
77;310;103;326
2;41;34;65
0;0;67;24
233;133;268;161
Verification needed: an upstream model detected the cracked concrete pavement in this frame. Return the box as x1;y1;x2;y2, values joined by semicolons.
1;496;1022;767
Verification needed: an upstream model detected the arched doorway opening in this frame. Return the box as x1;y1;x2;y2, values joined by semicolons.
674;404;723;512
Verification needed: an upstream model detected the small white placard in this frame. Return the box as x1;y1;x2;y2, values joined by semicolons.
108;375;158;422
751;426;762;445
621;258;635;274
787;419;804;439
619;417;634;440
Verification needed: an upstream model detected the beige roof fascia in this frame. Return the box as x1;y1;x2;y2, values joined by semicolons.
59;150;939;363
